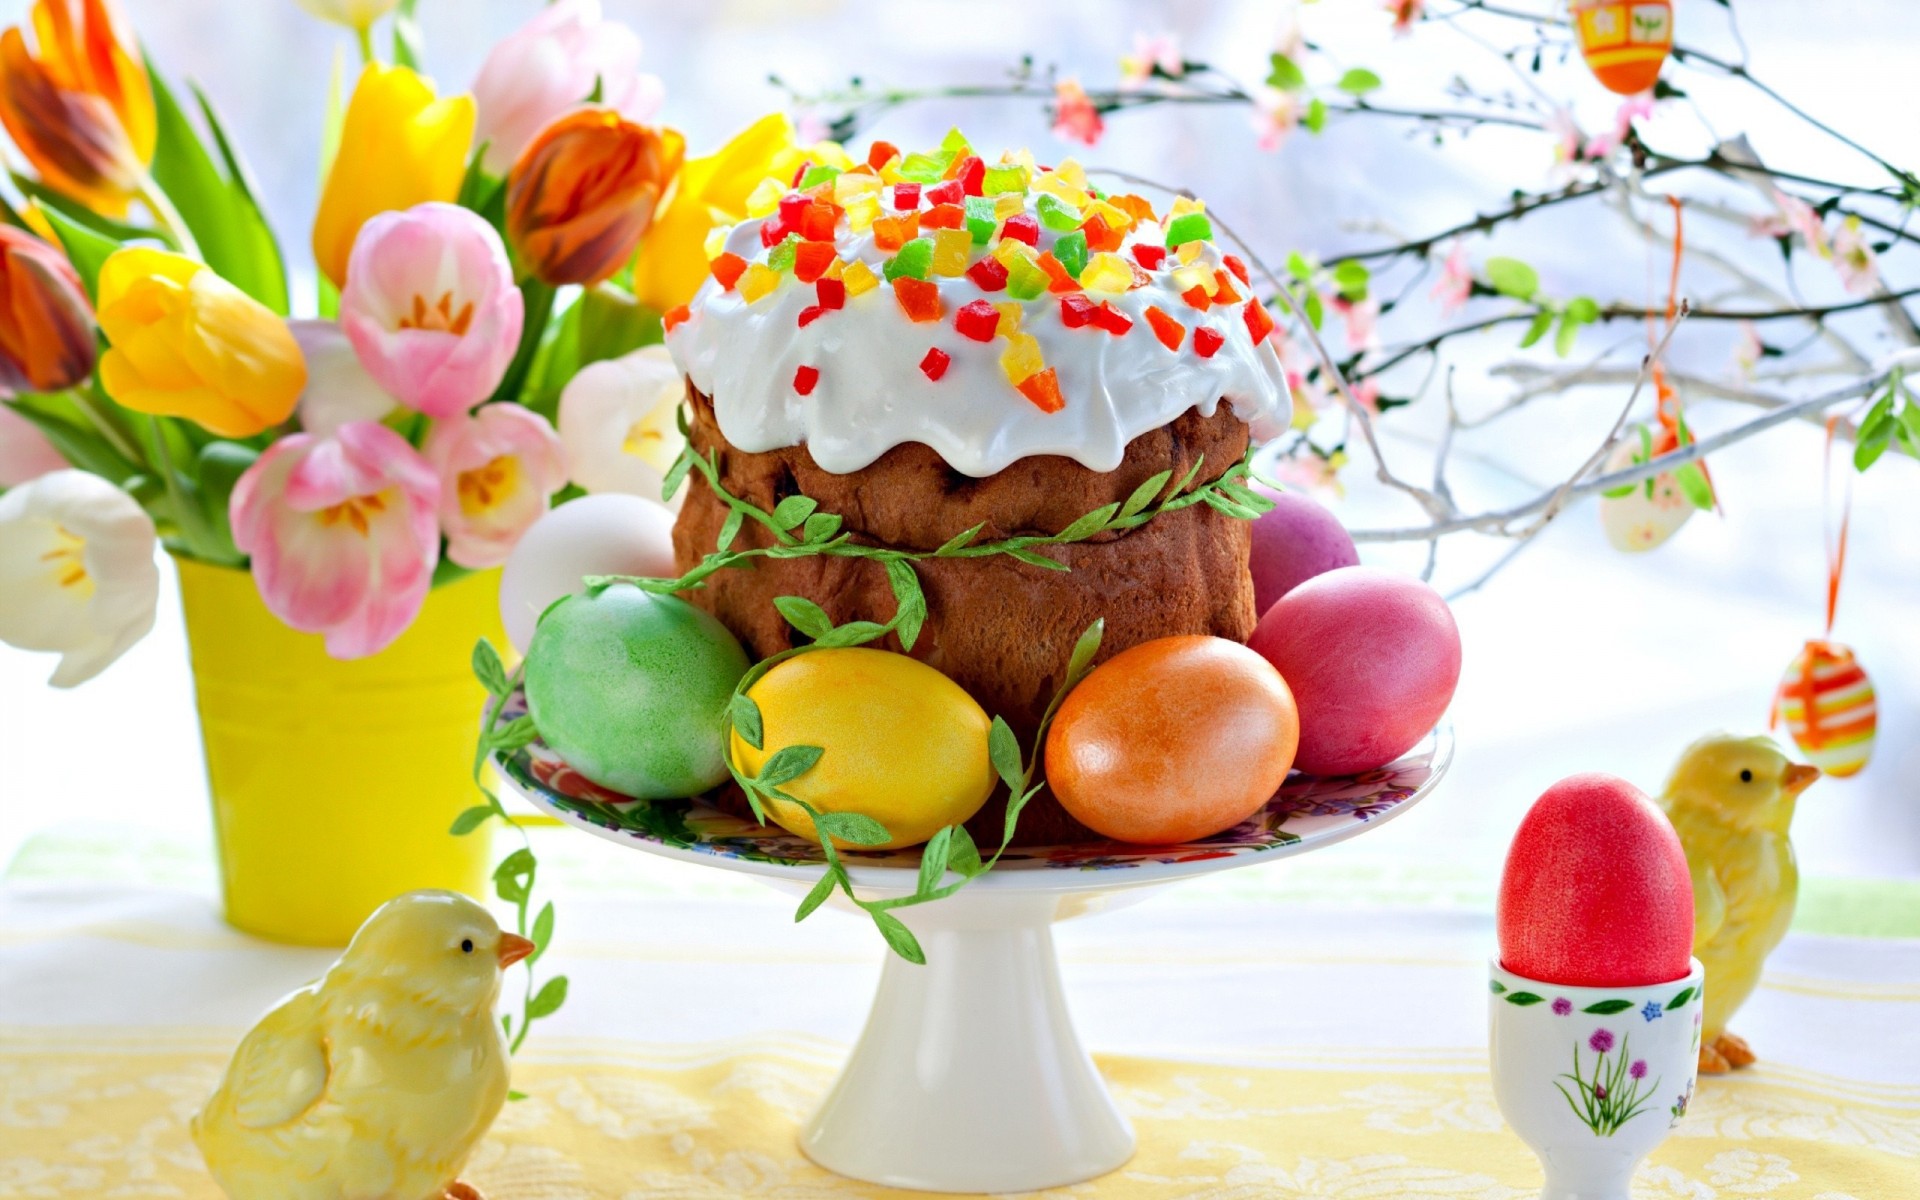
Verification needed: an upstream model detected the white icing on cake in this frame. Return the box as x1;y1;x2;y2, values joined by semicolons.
664;162;1286;478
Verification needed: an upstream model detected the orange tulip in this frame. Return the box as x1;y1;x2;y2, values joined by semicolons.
505;107;683;286
0;225;95;393
0;0;155;216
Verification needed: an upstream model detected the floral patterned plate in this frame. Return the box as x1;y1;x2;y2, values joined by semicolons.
489;687;1451;893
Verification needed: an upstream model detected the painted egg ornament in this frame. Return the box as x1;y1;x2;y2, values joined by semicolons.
1499;772;1694;987
499;494;678;651
1045;636;1299;845
1249;485;1360;617
1248;567;1460;777
733;648;995;850
1773;640;1876;778
523;584;750;799
1571;0;1673;95
1598;428;1700;553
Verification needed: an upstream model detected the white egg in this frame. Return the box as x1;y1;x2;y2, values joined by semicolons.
1598;437;1694;552
499;494;679;651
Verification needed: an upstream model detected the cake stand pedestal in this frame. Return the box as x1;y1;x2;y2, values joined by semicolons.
494;702;1450;1193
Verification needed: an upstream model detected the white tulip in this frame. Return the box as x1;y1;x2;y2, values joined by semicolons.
293;0;401;31
0;470;159;687
557;345;688;506
291;319;397;437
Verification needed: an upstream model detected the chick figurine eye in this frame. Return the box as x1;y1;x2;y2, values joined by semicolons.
461;938;474;953
1739;768;1753;783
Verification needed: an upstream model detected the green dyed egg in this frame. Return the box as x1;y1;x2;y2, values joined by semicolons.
523;585;750;799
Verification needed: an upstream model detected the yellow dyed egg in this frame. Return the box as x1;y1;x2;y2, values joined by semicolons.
1571;0;1674;95
732;648;995;849
1774;640;1876;778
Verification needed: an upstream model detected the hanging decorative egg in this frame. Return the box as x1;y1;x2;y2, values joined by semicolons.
1570;0;1674;95
1598;429;1693;552
1773;641;1876;778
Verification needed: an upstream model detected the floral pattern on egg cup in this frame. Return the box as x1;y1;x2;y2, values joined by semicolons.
1490;957;1705;1200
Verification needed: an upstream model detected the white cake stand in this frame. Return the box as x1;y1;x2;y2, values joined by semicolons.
492;694;1450;1194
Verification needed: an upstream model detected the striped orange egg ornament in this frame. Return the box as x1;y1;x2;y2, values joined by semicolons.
1772;640;1876;778
1570;0;1674;95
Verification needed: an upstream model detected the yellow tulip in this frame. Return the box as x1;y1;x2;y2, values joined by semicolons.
630;113;853;314
96;248;307;438
312;63;474;288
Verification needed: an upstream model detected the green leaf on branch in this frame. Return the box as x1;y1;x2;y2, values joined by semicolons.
1303;288;1324;330
1332;259;1370;302
1486;256;1540;301
1266;52;1307;90
1302;97;1328;134
1337;67;1383;94
1554;313;1580;357
1519;309;1554;349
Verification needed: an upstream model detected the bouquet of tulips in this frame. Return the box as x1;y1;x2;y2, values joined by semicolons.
0;0;828;683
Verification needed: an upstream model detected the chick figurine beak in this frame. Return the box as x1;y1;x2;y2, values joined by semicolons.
192;891;528;1200
499;932;536;968
1657;734;1821;1075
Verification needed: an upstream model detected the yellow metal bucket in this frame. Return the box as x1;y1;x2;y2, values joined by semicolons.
176;556;503;946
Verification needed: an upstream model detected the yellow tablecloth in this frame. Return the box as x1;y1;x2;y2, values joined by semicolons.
3;828;1916;1198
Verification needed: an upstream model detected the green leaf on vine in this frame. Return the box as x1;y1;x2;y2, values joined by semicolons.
988;716;1024;793
773;595;833;639
795;870;836;922
758;744;824;787
526;974;569;1020
493;847;535;905
803;511;843;542
870;909;924;964
772;494;819;530
814;810;891;845
472;640;510;697
1519;309;1554;349
1120;469;1173;519
1303;96;1328;134
935;521;986;555
449;805;495;836
730;692;765;750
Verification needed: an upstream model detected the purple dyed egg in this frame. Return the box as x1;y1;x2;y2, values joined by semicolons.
1249;486;1360;617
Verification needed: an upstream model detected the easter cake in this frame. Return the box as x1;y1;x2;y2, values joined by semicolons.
661;135;1287;843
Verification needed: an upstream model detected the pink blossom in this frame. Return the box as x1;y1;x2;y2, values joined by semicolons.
1432;240;1472;313
470;0;665;175
1270;447;1348;496
1386;0;1424;35
1584;93;1654;160
1333;295;1381;351
1052;79;1104;147
1119;32;1183;89
230;421;441;660
0;403;67;486
1548;106;1585;171
1589;1028;1616;1054
1753;189;1829;257
1730;321;1764;378
423;404;568;569
1349;378;1382;413
1251;87;1301;153
1831;215;1880;295
340;202;524;419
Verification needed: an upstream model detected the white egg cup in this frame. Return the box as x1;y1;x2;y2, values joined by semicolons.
1489;958;1705;1200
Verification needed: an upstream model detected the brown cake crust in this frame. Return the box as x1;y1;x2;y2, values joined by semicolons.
672;385;1258;844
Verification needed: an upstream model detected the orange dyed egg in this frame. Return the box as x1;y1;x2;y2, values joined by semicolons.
1571;0;1674;95
1044;636;1299;845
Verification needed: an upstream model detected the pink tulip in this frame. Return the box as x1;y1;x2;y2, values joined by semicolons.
470;0;665;175
339;202;523;419
230;420;441;659
423;403;568;569
0;402;67;486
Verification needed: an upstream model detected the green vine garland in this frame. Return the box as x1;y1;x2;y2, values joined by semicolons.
461;422;1279;1037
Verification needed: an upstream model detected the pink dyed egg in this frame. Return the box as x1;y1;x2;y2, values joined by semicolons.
1247;566;1460;775
1498;773;1694;987
1249;485;1360;616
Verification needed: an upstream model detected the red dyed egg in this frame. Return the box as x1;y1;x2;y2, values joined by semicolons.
1498;773;1694;987
1248;567;1460;776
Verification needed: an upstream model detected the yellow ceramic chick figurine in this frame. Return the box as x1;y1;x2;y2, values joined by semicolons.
192;890;535;1200
1658;734;1819;1075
